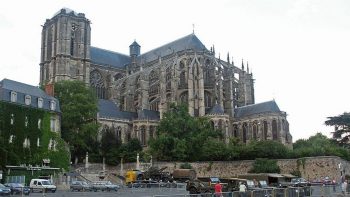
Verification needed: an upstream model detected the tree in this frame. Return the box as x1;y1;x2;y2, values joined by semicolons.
249;158;280;173
54;81;99;163
148;103;222;161
293;133;350;160
325;112;350;146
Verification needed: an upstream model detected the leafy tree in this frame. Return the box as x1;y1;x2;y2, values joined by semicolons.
293;133;350;160
325;112;350;146
119;138;143;162
54;80;99;163
249;158;280;173
100;127;123;165
148;103;222;161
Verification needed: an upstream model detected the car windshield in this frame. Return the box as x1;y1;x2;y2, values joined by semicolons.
42;181;51;185
0;183;6;188
259;181;268;187
246;180;255;188
210;177;219;183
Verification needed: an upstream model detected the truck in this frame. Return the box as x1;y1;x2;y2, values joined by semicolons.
172;169;196;182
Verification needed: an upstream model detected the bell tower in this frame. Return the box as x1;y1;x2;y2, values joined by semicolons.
39;8;91;86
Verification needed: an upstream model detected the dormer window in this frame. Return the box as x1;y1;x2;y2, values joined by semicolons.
38;119;42;129
50;100;56;111
23;138;30;148
38;98;43;108
10;114;14;125
10;91;17;102
25;95;31;105
9;135;14;143
25;116;28;127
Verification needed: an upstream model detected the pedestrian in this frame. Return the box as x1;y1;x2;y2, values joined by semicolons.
342;180;348;195
214;181;223;197
239;182;247;197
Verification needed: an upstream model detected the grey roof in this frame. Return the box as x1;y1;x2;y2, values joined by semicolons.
0;78;60;112
130;41;140;47
140;34;208;63
98;99;136;120
138;109;160;120
90;47;130;68
208;104;225;115
234;100;281;118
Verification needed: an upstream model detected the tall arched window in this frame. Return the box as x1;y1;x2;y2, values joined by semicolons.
115;126;122;142
272;119;278;140
233;124;239;138
149;126;155;139
179;92;188;104
204;91;212;109
179;71;186;88
90;70;106;99
263;121;268;140
140;126;146;146
243;123;248;143
253;124;258;140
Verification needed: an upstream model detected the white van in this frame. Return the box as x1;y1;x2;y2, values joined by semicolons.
29;179;56;193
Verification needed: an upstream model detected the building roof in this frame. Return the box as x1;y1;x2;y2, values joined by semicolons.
208;104;225;115
234;100;281;118
137;109;160;120
98;99;160;121
90;47;130;68
98;99;136;120
0;78;60;112
140;33;208;63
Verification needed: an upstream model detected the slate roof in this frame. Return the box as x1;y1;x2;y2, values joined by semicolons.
98;99;136;120
138;109;160;120
140;34;208;63
208;104;225;115
90;47;130;68
234;100;281;118
98;100;160;121
0;78;60;112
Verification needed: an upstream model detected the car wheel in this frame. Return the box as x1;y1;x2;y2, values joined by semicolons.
189;187;197;194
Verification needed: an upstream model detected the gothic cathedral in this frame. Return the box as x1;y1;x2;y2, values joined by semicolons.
40;8;293;148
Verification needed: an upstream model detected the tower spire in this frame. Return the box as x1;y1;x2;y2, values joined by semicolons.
247;61;249;74
241;59;245;71
227;52;230;63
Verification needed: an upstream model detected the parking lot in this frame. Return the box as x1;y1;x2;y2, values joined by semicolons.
25;186;188;197
19;184;347;197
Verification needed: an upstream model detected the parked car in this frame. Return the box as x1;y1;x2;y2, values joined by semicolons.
70;181;92;192
0;183;11;196
29;179;56;193
291;178;311;187
91;181;119;192
4;183;30;195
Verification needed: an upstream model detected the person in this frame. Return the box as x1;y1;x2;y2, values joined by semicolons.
215;181;223;197
239;182;247;197
342;180;348;195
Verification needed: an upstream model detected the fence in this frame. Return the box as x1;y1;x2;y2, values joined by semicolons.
153;184;347;197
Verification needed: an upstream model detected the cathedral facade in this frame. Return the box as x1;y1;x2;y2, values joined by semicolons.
40;8;293;148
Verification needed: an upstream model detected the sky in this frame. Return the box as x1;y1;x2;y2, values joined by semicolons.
1;0;349;142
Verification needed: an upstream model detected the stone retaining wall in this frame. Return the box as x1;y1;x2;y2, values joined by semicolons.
78;156;350;182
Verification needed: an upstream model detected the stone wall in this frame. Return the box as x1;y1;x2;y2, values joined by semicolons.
80;156;350;182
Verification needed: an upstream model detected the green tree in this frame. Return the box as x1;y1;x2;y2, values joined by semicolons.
249;158;280;173
148;103;222;161
100;127;122;165
325;112;350;146
293;133;350;160
54;80;99;163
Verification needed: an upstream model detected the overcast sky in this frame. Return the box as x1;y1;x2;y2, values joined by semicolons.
1;0;349;142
